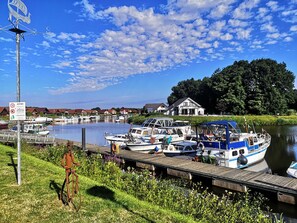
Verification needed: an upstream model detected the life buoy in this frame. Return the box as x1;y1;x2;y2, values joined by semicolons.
198;142;205;151
111;143;117;153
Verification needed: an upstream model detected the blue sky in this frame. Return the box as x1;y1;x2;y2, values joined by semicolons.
0;0;297;109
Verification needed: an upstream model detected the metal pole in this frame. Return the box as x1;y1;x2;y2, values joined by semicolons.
16;21;21;186
82;128;86;151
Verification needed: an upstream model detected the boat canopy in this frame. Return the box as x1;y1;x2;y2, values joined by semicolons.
202;120;240;132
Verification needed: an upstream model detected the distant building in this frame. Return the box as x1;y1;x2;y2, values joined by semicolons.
0;107;9;116
26;107;49;116
144;103;168;113
165;97;205;116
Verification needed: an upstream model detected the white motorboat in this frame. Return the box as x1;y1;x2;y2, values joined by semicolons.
286;161;297;178
193;120;271;169
12;123;50;136
141;117;192;137
104;133;131;147
104;126;158;146
125;138;163;153
162;141;197;157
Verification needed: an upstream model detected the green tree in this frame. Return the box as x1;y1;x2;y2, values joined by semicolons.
167;58;295;115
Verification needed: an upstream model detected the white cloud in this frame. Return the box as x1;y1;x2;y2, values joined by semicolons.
228;19;248;27
233;0;260;19
266;33;280;39
40;41;50;48
284;36;293;42
290;25;297;31
266;1;279;11
209;4;231;19
44;0;297;94
53;61;72;69
261;23;278;33
235;28;252;39
221;33;233;40
0;37;13;42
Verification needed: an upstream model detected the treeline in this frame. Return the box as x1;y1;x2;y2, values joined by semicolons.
168;59;297;115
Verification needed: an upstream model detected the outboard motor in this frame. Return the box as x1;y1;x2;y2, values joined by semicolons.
237;154;248;165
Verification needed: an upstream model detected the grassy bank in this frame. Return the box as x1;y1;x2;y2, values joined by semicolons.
129;115;297;126
1;143;284;223
0;144;196;223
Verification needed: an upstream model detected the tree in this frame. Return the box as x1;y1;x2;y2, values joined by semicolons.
167;78;199;105
167;58;295;115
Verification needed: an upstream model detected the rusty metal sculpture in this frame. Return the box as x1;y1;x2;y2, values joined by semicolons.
60;141;81;211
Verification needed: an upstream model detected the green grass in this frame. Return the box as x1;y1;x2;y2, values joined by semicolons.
0;144;197;223
129;114;297;126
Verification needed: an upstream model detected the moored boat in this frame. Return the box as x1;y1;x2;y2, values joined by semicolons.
0;120;9;130
193;120;271;169
162;141;197;157
286;161;297;178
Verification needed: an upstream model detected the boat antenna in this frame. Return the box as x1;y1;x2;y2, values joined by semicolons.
243;116;248;133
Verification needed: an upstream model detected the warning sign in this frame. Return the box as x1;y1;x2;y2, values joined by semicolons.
9;102;26;121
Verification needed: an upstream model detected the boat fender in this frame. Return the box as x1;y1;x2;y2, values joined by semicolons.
168;144;175;151
154;146;159;152
198;142;205;151
111;143;117;153
150;137;155;144
237;154;248;165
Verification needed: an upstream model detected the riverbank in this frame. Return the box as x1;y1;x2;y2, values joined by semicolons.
128;115;297;126
1;143;284;223
0;144;195;223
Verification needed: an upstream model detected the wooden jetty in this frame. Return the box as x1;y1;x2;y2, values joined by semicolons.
1;136;296;205
0;131;55;145
84;144;297;205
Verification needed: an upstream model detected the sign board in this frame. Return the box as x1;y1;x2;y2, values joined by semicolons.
9;102;26;121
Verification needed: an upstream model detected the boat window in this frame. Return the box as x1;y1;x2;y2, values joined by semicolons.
232;151;238;156
185;146;191;151
142;131;148;135
248;137;254;146
239;149;245;154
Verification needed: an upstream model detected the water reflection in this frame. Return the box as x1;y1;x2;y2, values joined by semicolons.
262;126;297;176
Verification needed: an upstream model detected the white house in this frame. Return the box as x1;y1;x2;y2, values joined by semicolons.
144;103;168;113
165;97;205;116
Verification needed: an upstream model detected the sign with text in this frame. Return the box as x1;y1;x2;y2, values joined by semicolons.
9;102;26;120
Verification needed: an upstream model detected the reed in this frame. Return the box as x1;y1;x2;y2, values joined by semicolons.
129;115;297;126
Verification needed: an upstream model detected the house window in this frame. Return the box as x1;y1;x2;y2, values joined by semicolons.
183;102;188;106
181;109;188;115
189;109;195;115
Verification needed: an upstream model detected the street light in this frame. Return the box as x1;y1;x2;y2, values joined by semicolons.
8;0;31;186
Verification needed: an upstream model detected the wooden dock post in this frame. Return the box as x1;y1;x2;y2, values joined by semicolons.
136;162;155;171
167;168;192;180
277;192;296;205
212;179;247;192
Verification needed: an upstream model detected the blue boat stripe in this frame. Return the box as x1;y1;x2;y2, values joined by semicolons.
229;147;267;162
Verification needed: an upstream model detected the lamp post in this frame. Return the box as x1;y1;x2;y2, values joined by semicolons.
9;24;26;185
8;0;31;186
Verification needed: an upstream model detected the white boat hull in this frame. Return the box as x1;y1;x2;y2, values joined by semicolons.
126;142;162;153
